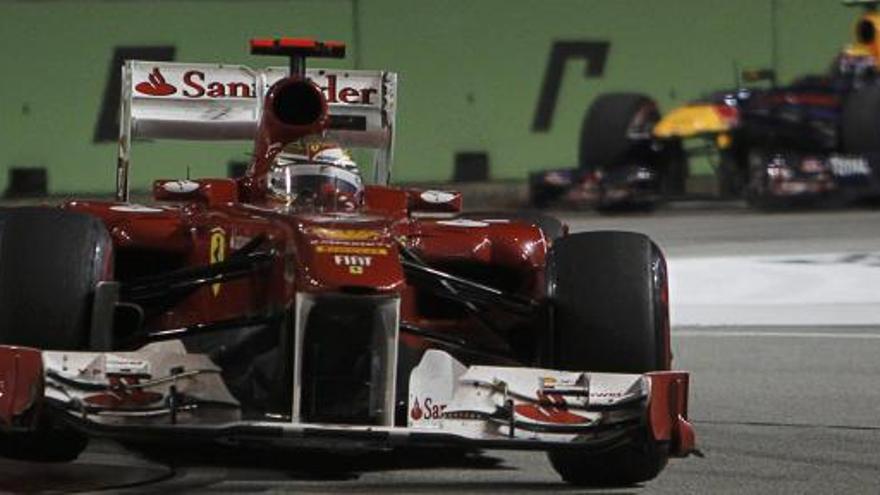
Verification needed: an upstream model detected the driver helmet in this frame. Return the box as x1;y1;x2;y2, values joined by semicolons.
269;141;363;210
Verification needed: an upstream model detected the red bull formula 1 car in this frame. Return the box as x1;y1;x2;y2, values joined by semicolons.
532;0;880;210
0;39;694;486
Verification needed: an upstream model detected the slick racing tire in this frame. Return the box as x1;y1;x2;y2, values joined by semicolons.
580;93;660;172
544;231;670;486
0;208;112;462
0;208;112;349
842;85;880;153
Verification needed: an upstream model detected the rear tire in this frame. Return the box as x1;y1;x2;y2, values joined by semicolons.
544;231;670;486
0;208;112;462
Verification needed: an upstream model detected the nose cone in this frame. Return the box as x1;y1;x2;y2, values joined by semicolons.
653;104;734;139
295;216;404;293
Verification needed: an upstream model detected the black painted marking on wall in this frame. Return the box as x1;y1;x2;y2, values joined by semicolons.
453;152;490;182
532;41;610;132
6;168;48;198
93;46;176;143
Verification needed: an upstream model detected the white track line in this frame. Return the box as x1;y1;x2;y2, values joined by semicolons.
675;330;880;339
669;252;880;326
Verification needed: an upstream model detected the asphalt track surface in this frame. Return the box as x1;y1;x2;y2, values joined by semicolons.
2;202;880;494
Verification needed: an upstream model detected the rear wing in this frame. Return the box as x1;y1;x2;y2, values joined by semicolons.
117;60;398;200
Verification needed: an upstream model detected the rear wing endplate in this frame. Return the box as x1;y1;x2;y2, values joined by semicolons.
117;61;398;200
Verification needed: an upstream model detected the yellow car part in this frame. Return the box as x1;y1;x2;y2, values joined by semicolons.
652;104;737;140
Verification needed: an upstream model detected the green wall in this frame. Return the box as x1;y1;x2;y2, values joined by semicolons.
0;0;856;193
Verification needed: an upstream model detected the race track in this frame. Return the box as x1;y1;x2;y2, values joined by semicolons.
3;204;880;493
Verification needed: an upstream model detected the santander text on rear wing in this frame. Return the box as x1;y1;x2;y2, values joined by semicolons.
117;61;398;200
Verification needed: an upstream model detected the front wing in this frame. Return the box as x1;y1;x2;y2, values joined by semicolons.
0;343;694;456
754;152;880;201
530;165;660;209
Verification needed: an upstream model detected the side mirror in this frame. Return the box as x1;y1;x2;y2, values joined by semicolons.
408;189;462;213
153;179;239;205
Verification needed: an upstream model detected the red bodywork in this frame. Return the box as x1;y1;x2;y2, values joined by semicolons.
65;189;547;355
64;57;548;357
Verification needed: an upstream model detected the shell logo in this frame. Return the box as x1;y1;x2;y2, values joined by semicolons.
308;227;383;241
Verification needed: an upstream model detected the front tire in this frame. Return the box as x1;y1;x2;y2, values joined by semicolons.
0;208;112;462
0;208;112;349
544;231;670;486
580;93;660;172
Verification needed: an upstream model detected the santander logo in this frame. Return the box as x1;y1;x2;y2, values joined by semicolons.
135;68;177;96
410;396;446;422
410;398;423;421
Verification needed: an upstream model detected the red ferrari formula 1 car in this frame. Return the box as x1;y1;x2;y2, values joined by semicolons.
0;39;694;486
